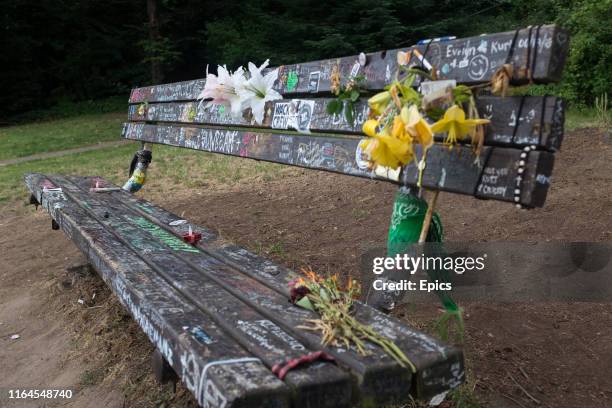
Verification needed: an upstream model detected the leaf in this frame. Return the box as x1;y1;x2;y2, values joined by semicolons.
326;99;341;115
344;102;354;125
350;89;360;102
319;288;330;302
295;296;315;312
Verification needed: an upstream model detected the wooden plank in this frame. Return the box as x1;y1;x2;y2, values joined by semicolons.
99;180;465;400
128;25;569;103
45;175;353;408
121;122;555;207
25;173;291;408
127;95;565;151
58;176;422;406
68;175;465;401
401;144;554;208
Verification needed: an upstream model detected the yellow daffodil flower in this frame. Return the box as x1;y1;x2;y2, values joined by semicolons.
431;105;489;146
367;91;391;116
402;105;433;148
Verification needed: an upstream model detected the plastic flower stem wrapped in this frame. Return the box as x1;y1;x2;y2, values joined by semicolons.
386;189;464;342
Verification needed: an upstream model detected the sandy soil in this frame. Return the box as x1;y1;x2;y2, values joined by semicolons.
0;127;610;407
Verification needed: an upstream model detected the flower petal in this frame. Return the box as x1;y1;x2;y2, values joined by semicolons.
362;119;379;137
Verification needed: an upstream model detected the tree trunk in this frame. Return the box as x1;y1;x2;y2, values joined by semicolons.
147;0;163;84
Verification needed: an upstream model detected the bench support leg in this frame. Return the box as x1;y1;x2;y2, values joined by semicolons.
151;349;178;388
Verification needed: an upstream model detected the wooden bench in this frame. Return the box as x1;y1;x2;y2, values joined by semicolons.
27;24;569;408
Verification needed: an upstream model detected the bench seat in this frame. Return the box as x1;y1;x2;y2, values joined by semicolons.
26;173;464;408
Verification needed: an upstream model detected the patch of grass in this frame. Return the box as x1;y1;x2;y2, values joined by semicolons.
0;142;293;205
80;367;105;386
251;240;288;259
268;241;286;258
0;113;125;161
0;143;138;203
450;384;483;408
253;240;265;255
565;107;599;131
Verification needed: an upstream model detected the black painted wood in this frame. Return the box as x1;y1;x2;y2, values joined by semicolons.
48;175;353;408
127;95;565;151
121;122;554;207
55;175;412;406
24;173;291;408
95;179;465;399
26;173;468;403
129;25;569;103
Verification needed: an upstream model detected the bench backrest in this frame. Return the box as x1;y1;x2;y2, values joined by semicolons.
123;24;569;208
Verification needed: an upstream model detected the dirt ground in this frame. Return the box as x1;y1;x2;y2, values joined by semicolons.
1;127;611;407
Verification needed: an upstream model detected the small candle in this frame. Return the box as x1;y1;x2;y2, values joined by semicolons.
182;225;202;246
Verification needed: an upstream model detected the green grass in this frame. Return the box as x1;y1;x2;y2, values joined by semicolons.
0;143;137;202
565;107;600;131
450;384;483;408
0;112;125;161
0;142;291;204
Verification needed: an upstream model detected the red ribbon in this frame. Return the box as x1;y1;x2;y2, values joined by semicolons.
271;351;335;380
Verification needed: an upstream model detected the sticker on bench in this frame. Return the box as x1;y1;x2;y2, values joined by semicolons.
184;326;214;345
271;99;315;133
308;71;320;93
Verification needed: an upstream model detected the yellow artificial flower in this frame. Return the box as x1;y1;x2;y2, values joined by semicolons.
431;105;490;146
367;91;391;116
402;105;433;148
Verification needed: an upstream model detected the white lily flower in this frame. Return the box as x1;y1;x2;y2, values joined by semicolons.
198;65;246;119
239;59;282;124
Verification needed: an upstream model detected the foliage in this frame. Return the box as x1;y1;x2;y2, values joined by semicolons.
0;0;148;119
326;74;367;125
553;0;612;105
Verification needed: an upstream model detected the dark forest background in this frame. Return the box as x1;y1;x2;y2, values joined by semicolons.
1;0;610;120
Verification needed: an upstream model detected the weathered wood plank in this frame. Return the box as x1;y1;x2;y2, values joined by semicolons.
121;122;554;207
127;95;565;151
128;25;569;103
98;179;465;400
25;173;291;408
59;175;422;406
402;144;554;208
46;175;353;408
